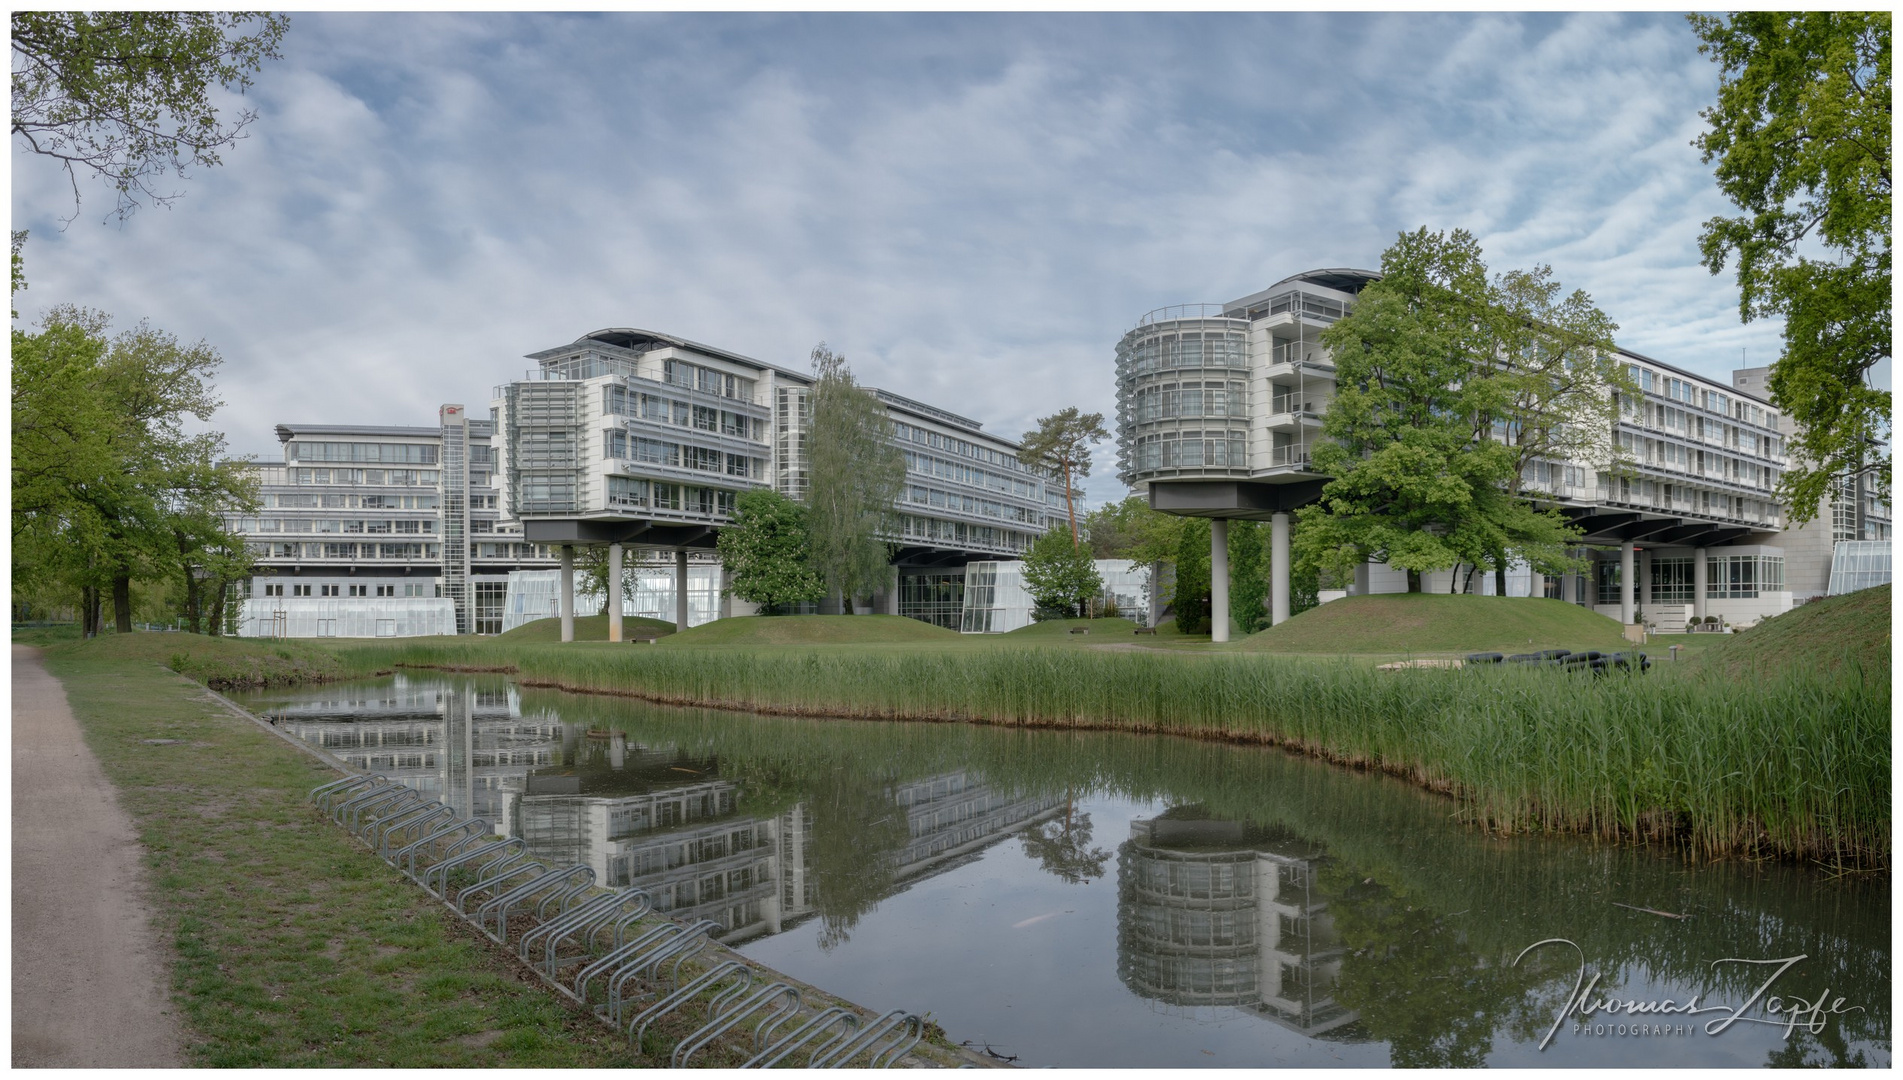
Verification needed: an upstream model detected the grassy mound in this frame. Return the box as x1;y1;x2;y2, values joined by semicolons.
660;613;958;646
1691;585;1890;682
1238;594;1632;655
497;614;677;643
1004;617;1146;638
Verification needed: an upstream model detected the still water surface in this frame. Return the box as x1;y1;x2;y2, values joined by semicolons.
236;674;1889;1069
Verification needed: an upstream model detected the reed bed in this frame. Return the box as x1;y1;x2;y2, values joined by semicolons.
324;641;1888;867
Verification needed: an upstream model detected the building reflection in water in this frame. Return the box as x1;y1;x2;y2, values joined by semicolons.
266;677;559;833
267;677;1065;946
1117;806;1361;1038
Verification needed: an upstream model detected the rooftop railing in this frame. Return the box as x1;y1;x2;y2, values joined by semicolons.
1136;304;1244;327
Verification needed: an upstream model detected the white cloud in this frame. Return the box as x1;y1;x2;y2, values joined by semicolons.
12;12;1813;505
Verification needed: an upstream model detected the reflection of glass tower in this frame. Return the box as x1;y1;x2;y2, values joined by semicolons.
266;676;560;834
1117;807;1359;1038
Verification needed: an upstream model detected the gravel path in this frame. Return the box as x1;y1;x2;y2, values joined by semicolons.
11;645;187;1067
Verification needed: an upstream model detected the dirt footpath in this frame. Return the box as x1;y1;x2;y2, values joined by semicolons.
12;645;186;1067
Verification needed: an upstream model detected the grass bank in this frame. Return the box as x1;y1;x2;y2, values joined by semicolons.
325;635;1888;867
1239;594;1634;655
31;633;638;1067
498;613;676;642
1690;585;1891;680
662;613;958;645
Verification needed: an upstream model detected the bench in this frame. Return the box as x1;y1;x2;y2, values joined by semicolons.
624;632;663;644
1132;627;1156;636
1068;627;1090;635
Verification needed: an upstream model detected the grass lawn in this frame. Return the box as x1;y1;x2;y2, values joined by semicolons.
660;613;959;646
498;613;677;643
1237;594;1634;656
28;632;638;1067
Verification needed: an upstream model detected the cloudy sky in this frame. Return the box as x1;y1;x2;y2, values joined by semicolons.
12;12;1824;506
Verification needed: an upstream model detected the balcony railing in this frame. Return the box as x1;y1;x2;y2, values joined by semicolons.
1269;445;1312;468
1269;394;1319;416
1270;343;1332;369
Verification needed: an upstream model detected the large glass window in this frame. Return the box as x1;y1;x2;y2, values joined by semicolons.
1651;556;1694;601
1707;554;1784;599
900;571;966;630
290;441;436;465
1596;559;1624;605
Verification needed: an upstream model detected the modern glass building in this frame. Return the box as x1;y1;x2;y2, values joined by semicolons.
492;328;1056;640
228;329;1060;639
1114;269;1891;633
958;559;1153;633
232;410;559;638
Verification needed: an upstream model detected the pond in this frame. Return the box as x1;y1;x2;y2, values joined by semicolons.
235;674;1889;1069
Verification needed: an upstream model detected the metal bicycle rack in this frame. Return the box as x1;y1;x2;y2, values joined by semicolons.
671;982;803;1067
628;960;755;1049
740;1005;861;1067
517;890;652;978
809;1009;926;1068
306;771;929;1068
603;919;719;1025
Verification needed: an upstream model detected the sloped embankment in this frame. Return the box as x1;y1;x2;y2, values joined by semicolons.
1238;593;1632;655
1689;585;1890;682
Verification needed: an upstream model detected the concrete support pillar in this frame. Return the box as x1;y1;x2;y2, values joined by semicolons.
886;567;901;616
607;543;624;643
1640;548;1653;608
1270;512;1291;626
1692;547;1708;622
1620;542;1635;625
1210;518;1230;643
675;549;690;633
558;545;575;643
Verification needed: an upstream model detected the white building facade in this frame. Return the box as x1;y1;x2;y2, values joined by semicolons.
492;329;1056;639
1114;269;1890;636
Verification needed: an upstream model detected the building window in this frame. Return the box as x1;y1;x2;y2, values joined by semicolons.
1596;559;1624;605
900;572;965;630
294;584;312;597
1651;556;1693;602
474;580;506;635
1707;554;1784;599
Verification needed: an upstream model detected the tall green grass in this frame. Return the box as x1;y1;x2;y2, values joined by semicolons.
315;641;1888;867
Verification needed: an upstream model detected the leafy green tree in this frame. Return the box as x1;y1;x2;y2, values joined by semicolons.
166;460;258;634
11;11;290;221
1018;407;1108;547
12;305;253;633
1300;228;1586;593
1171;517;1211;634
717;488;825;613
1020;527;1103;619
1479;265;1631;595
804;344;905;610
1691;12;1890;523
1227;520;1269;634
